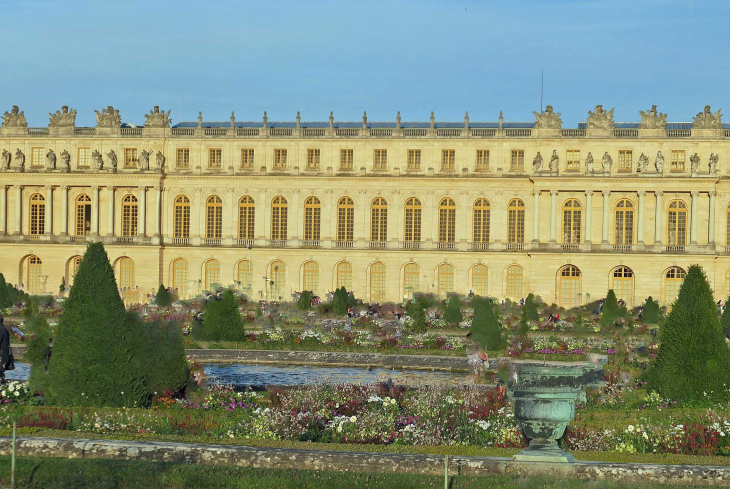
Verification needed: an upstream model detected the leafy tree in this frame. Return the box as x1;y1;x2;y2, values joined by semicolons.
601;289;620;325
198;290;247;341
443;296;463;326
721;296;730;333
645;265;730;402
470;297;504;350
297;291;313;311
642;296;661;324
155;284;172;308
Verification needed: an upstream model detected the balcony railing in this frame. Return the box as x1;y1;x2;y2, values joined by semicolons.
613;244;632;252
471;242;490;250
204;128;227;136
505;128;531;137
506;242;525;250
665;245;686;253
236;238;255;247
561;129;585;137
203;238;222;246
74;127;95;136
27;128;49;136
121;127;142;136
70;235;87;243
437;241;455;250
369;128;392;137
171;128;195;136
171;237;190;245
666;129;691;138
270;128;293;137
270;239;288;247
369;241;387;249
116;236;134;243
336;128;359;137
725;245;730;254
404;128;428;137
237;128;260;137
471;128;496;137
560;243;579;251
302;128;326;137
23;235;41;241
335;240;354;248
614;129;638;138
302;240;320;248
436;128;462;137
402;241;421;249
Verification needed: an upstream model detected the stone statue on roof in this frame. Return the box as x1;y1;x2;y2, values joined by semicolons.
638;105;667;129
95;106;121;127
532;152;543;172
144;106;171;128
139;149;152;171
2;106;27;128
156;151;165;170
601;152;613;172
637;153;649;173
45;149;56;170
690;153;700;173
362;111;368;129
1;149;10;170
549;150;559;172
49;105;77;127
655;152;664;173
106;149;117;170
709;153;719;173
693;105;722;129
14;149;25;171
585;152;594;173
587;105;615;130
91;150;103;170
533;105;562;129
60;150;70;170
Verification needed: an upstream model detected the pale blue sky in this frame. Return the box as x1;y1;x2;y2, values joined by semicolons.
0;0;727;126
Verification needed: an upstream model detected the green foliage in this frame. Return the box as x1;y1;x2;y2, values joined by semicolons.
135;317;188;396
155;284;172;308
0;274;8;309
332;287;349;316
197;290;247;342
601;289;620;325
297;291;313;311
406;296;429;333
24;302;53;395
642;296;661;324
525;293;540;321
470;297;504;350
443;295;463;325
645;265;730;402
573;313;587;335
721;296;730;333
517;304;530;337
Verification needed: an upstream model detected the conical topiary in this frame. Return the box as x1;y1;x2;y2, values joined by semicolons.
0;273;8;309
642;296;660;324
601;289;620;325
470;297;504;350
199;289;247;341
443;295;463;326
525;293;540;322
720;296;730;334
645;265;730;402
155;284;172;308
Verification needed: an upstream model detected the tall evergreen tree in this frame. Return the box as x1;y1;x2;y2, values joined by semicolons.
517;303;530;337
199;289;247;341
297;290;313;311
443;295;463;326
642;296;661;324
155;284;172;308
332;287;348;316
645;265;730;402
601;289;620;325
470;297;504;350
721;296;730;333
525;293;540;322
0;274;9;309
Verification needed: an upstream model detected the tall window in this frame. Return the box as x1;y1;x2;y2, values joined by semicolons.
370;262;386;303
122;194;138;237
612;266;634;308
614;199;634;245
31;148;44;168
274;149;287;170
171;258;188;299
208;148;222;168
618;150;633;172
77;148;91;168
726;204;730;246
670;150;685;172
505;265;523;300
29;193;45;235
27;256;42;294
403;263;420;298
70;256;82;286
271;196;288;240
173;195;190;239
205;195;223;239
663;267;686;305
241;149;254;169
407;149;421;170
404;197;422;243
302;261;320;292
237;260;253;291
566;150;580;171
306;149;320;169
337;197;354;243
562;198;582;244
303;196;321;242
124;148;137;168
371;197;388;242
118;257;137;305
75;194;91;236
507;199;525;244
373;149;387;170
238;196;255;240
667;200;687;246
510;150;524;171
340;149;354;170
558;265;581;308
269;261;286;299
471;264;488;297
204;259;221;291
473;198;490;244
438;198;456;244
476;150;489;171
176;148;190;169
437;263;455;297
336;261;353;290
441;150;455;170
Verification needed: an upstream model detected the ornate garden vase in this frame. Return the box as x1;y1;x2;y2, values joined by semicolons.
509;364;589;463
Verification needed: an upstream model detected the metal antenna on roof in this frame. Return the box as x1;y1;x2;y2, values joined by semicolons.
540;69;544;113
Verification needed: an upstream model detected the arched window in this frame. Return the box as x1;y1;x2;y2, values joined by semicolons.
303;196;321;243
438;198;456;245
237;260;253;293
271;196;288;241
614;199;634;246
562;199;582;244
507;199;525;244
269;260;286;299
204;259;221;291
370;262;386;303
75;194;91;236
557;265;581;308
336;261;353;290
370;197;388;243
404;197;421;244
471;264;488;297
206;195;223;239
473;198;490;245
173;195;190;239
238;196;255;241
171;258;188;299
122;195;138;237
29;193;45;236
117;257;137;305
337;197;354;243
505;265;523;300
663;266;686;305
437;263;455;297
611;266;634;307
403;263;420;299
302;261;320;293
27;255;42;294
667;200;687;246
70;256;82;286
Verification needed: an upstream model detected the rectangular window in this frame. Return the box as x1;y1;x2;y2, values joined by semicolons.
340;149;354;170
618;150;633;172
475;150;490;171
671;150;685;171
176;148;190;169
510;150;525;171
240;149;254;169
373;149;387;170
407;149;421;170
306;149;320;169
31;147;44;168
124;148;137;168
78;148;91;168
208;148;222;168
274;149;287;169
566;150;580;171
441;149;455;170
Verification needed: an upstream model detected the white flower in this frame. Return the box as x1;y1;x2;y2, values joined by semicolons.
642;432;648;440
1;391;5;397
391;398;396;405
627;425;635;433
383;402;388;408
337;426;342;433
13;391;19;397
350;416;357;423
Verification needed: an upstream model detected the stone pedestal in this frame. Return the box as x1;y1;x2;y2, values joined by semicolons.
533;170;558;177
49;126;75;137
532;128;561;138
586;128;612;138
639;128;665;138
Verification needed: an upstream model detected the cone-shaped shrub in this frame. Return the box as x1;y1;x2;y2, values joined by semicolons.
601;289;620;325
199;289;246;341
297;291;313;311
332;287;348;316
645;265;730;402
444;296;463;326
46;242;148;407
155;284;172;308
471;297;504;350
517;304;530;337
642;296;661;324
132;315;188;396
0;274;8;309
525;293;540;322
720;296;730;333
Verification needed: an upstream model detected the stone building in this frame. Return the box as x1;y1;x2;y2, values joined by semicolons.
0;103;728;307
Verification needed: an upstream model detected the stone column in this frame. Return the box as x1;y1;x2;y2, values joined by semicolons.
44;186;53;235
154;186;162;238
584;191;593;243
106;186;115;237
709;191;717;245
690;190;699;245
549;190;558;243
14;186;21;235
0;185;6;235
138;186;147;237
91;185;99;236
532;191;540;243
654;191;663;246
637;191;645;244
601;190;610;244
60;185;68;236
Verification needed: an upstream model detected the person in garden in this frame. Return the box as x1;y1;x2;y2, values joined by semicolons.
0;316;11;383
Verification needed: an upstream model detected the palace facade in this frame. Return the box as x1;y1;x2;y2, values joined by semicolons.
1;104;728;307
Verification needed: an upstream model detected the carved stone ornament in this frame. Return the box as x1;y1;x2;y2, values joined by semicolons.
637;153;649;173
14;149;25;170
106;149;118;170
138;149;152;171
548;150;559;172
45;149;56;170
655;152;664;173
2;106;27;128
709;153;719;173
95;106;121;127
601;152;613;172
532;152;543;172
362;111;368;129
693;105;722;129
585;152;594;173
144;106;171;128
638;105;667;129
1;149;10;170
60;150;70;170
91;150;104;170
533;105;563;129
155;151;166;170
49;105;77;127
690;153;700;173
586;105;615;130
